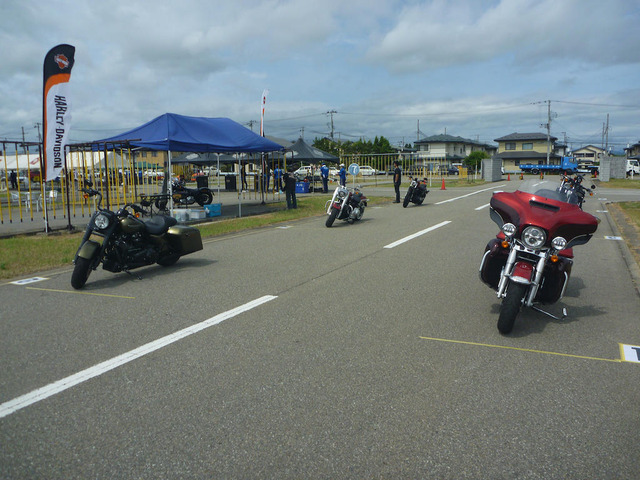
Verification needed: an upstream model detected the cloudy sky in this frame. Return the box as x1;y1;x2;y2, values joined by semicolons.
1;0;639;152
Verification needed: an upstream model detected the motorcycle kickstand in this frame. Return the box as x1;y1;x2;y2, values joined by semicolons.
123;269;143;281
531;305;568;321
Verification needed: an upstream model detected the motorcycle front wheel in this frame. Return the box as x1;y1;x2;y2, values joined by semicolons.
71;256;93;290
498;281;527;334
326;209;338;227
403;188;413;208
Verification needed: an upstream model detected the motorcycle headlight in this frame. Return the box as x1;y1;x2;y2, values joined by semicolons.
552;236;567;250
338;190;346;198
502;223;517;238
94;213;110;230
522;226;547;248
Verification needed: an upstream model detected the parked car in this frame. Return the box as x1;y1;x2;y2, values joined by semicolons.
447;167;459;175
359;166;376;176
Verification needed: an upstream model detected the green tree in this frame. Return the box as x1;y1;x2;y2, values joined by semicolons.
464;151;490;171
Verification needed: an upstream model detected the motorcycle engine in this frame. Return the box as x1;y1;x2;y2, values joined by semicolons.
106;234;158;269
350;207;360;219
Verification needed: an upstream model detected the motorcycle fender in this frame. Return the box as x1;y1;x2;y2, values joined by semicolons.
511;261;534;284
76;240;101;261
166;225;203;254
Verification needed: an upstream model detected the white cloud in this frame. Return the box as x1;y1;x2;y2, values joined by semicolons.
367;0;640;72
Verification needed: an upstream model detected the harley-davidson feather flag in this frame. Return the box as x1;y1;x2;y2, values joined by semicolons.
43;44;75;181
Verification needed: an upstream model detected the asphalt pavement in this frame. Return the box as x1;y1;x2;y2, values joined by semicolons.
1;176;639;478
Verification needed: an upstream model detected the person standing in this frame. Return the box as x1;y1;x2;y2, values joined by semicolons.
320;163;329;193
10;170;18;189
338;163;347;187
283;168;297;209
393;160;402;203
240;164;248;192
274;165;283;193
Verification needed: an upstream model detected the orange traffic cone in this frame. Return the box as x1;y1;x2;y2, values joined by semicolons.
441;178;446;190
507;173;511;181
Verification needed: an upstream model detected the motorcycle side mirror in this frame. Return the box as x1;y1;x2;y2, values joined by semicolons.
591;184;596;189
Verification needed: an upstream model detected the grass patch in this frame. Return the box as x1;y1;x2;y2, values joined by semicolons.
0;195;387;280
618;202;640;228
596;178;640;189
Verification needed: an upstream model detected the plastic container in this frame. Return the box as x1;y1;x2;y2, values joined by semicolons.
203;203;222;217
295;182;310;193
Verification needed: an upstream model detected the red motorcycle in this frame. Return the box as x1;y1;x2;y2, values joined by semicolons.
479;175;599;334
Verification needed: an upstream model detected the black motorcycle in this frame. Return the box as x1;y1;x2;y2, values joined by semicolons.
72;182;203;289
325;184;368;227
155;180;213;209
403;176;429;207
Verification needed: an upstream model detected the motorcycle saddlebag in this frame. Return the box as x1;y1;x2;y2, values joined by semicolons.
479;238;509;289
166;225;203;254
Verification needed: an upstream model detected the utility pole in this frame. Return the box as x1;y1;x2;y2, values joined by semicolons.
34;123;42;143
327;110;337;141
604;114;610;153
21;127;27;153
546;100;551;165
539;100;552;165
417;120;420;142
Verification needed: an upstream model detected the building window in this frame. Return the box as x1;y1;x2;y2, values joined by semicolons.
522;143;533;150
505;142;516;150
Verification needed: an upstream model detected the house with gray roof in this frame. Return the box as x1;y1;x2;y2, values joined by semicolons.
414;134;497;162
494;132;564;171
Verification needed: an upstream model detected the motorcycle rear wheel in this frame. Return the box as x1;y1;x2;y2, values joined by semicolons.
326;209;338;227
157;253;180;266
196;191;213;206
498;281;527;334
71;256;92;290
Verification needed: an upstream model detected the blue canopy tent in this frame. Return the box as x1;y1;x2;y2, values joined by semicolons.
96;113;284;152
94;113;284;215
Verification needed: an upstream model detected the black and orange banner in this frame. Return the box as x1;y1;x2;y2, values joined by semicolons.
43;44;75;182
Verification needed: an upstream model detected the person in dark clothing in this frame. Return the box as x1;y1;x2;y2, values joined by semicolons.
393;161;402;203
10;170;18;189
283;168;297;209
240;164;248;191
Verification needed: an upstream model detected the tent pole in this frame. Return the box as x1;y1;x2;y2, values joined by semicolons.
168;150;173;217
237;153;242;218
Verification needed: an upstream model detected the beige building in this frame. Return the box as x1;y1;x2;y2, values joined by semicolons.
494;132;562;171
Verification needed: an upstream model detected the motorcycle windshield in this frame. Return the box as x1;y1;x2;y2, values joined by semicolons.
516;178;580;205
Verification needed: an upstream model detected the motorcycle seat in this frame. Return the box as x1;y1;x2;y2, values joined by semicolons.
143;215;178;234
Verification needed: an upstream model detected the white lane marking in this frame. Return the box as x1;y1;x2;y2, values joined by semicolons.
10;277;48;285
384;221;451;249
435;185;506;205
0;295;277;419
475;203;490;211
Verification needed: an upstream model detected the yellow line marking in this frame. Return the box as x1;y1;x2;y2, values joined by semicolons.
419;336;622;363
26;287;135;299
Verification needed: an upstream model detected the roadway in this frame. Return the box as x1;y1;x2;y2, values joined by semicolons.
1;178;639;478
